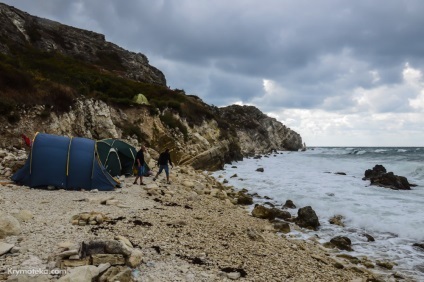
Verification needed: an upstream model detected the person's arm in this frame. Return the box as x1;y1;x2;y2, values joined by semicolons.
169;154;173;168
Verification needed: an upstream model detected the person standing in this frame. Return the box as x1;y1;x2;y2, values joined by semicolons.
153;148;173;184
133;145;146;185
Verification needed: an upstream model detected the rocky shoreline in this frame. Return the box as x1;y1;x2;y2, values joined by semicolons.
1;149;381;282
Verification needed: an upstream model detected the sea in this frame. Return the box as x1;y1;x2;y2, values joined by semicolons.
213;147;424;281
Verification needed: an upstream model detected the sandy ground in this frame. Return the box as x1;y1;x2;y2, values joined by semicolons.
0;165;383;281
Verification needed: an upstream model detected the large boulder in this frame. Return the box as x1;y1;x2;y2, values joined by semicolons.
370;172;411;190
294;206;320;230
363;164;411;190
363;164;386;180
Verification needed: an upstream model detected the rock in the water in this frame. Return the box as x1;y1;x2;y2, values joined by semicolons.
271;208;291;220
282;199;296;209
256;167;264;172
363;233;375;242
329;215;344;227
295;206;320;230
363;164;411;190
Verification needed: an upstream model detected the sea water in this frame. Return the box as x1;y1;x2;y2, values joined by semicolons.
213;147;424;280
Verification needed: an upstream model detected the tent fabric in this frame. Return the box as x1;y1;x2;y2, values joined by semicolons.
12;133;118;191
133;93;149;105
96;139;150;177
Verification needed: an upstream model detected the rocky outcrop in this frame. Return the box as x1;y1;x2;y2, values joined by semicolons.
0;3;165;85
219;105;303;155
363;165;411;190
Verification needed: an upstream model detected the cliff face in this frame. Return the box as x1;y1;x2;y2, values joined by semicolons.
219;105;303;155
0;3;165;85
0;3;303;171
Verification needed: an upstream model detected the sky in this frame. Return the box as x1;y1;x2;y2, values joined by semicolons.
2;0;424;146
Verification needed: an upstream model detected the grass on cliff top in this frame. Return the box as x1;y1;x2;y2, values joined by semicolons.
0;45;217;126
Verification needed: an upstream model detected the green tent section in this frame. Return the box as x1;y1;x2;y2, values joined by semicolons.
133;93;149;105
96;139;150;177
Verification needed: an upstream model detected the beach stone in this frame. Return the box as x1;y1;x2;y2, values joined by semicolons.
0;212;21;238
330;236;353;251
376;260;395;270
97;263;111;274
81;240;132;257
58;265;100;282
282;199;296;209
273;222;290;233
57;249;79;258
0;242;14;255
227;272;241;280
329;215;344;227
295;206;320;230
271;208;291;220
109;267;132;282
251;205;275;220
237;193;253;205
127;249;143;267
115;236;133;248
99;266;129;282
12;209;33;221
91;254;125;266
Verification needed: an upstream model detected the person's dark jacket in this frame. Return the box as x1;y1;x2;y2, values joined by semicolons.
158;151;172;166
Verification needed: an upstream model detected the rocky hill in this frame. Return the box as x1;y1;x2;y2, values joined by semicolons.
0;3;165;85
0;3;303;171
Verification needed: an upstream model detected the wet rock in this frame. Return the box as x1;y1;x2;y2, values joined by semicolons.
282;199;296;209
363;164;386;180
363;233;375;242
329;215;344;227
256;167;264;172
363;164;411;190
237;192;253;205
376;260;395;270
330;236;353;251
251;205;275;220
271;208;291;220
295;206;320;230
413;242;424;250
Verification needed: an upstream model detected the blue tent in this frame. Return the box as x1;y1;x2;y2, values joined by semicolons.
12;133;119;191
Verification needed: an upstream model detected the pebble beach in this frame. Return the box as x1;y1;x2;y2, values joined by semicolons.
0;161;382;282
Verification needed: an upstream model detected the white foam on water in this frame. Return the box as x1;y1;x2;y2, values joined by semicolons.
214;148;424;280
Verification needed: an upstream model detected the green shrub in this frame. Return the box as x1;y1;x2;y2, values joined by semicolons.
160;112;188;141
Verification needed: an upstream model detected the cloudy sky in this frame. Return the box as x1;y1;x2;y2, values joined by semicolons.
3;0;424;146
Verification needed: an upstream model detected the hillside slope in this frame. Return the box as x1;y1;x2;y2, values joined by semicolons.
0;3;303;171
